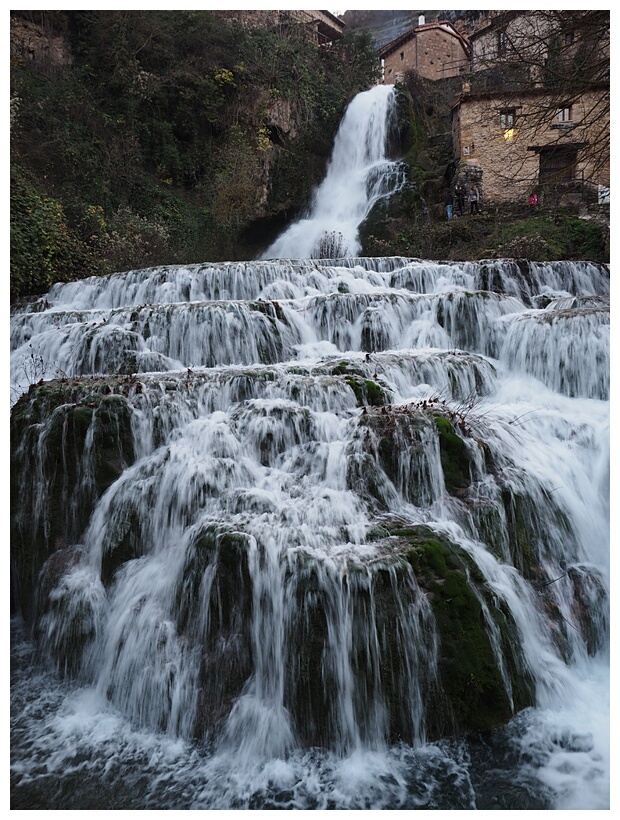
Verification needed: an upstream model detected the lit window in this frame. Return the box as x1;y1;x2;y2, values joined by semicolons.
500;109;516;141
497;30;507;55
557;106;572;123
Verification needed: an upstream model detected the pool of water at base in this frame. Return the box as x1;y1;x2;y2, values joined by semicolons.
13;619;609;812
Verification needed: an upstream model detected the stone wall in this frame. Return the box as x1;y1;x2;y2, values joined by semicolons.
415;26;469;80
452;89;610;204
10;16;72;69
382;24;469;84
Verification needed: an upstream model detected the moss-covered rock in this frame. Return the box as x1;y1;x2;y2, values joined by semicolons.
179;525;254;737
329;360;390;408
434;415;472;496
564;565;609;657
11;381;136;621
349;406;438;508
33;545;102;677
345;376;387;408
400;526;534;736
331;359;361;377
348;405;479;508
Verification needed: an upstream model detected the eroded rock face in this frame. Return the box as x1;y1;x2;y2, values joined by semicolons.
268;98;298;141
11;17;72;68
11;381;136;620
400;527;534;734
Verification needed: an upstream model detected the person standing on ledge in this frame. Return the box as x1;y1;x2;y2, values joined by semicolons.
455;184;465;217
468;184;480;215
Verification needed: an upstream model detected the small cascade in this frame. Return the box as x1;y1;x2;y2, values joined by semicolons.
261;85;405;260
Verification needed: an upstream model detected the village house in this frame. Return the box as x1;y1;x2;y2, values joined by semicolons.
451;11;610;206
378;16;470;83
212;10;345;46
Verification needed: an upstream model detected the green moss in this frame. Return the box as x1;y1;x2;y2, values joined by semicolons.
345;376;363;405
344;375;386;407
332;360;353;376
364;379;384;406
365;523;535;736
435;415;472;495
406;536;515;732
365;524;391;541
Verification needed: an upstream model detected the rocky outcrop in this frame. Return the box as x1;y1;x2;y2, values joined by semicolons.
11;380;136;620
10;376;572;742
10;15;72;69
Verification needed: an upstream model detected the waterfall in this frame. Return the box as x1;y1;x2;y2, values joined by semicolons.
10;252;609;809
261;84;405;260
10;95;609;811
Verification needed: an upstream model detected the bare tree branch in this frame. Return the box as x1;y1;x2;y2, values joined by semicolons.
453;11;609;204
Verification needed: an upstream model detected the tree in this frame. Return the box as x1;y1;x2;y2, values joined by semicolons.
10;10;380;296
455;11;609;204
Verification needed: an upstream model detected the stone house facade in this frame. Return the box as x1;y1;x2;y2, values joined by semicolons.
451;11;609;205
379;19;470;83
451;88;610;205
212;10;345;45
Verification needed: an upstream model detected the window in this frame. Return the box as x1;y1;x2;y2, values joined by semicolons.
500;109;516;142
562;30;574;46
400;51;404;61
500;109;516;129
557;106;572;123
497;30;507;55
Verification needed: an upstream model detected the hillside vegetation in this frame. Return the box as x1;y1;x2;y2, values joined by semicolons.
10;11;608;301
10;10;377;297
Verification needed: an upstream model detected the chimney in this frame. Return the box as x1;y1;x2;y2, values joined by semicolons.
418;15;425;26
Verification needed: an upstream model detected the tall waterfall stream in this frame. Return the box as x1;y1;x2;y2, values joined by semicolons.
262;84;405;259
10;86;609;810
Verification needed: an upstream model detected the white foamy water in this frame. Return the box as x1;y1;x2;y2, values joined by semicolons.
261;84;405;260
10;87;609;813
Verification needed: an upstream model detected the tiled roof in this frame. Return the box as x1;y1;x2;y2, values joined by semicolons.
378;20;470;58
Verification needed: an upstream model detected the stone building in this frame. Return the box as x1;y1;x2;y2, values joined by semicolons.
451;11;609;205
378;17;470;83
452;88;609;205
212;10;345;46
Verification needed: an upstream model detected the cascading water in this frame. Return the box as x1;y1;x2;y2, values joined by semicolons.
261;84;405;260
10;92;609;811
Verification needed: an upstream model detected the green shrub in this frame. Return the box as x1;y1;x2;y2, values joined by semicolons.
10;169;101;296
10;11;379;296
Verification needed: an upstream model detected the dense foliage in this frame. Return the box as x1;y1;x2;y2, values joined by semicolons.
10;10;378;297
362;201;609;262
